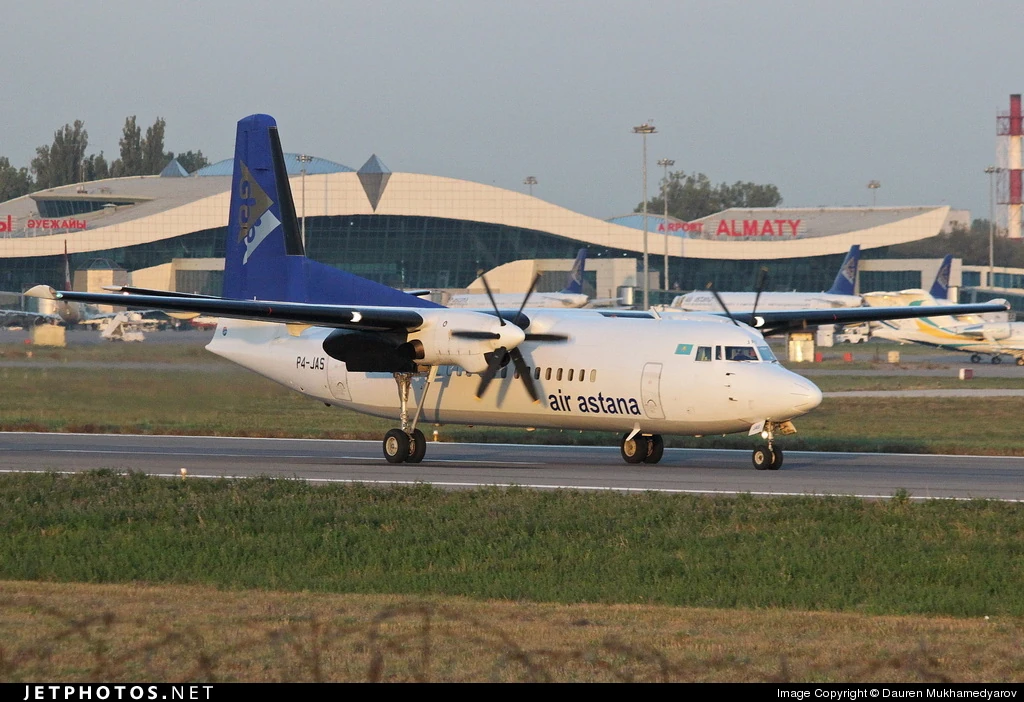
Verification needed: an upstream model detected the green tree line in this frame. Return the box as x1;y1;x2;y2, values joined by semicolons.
0;117;209;201
636;170;783;221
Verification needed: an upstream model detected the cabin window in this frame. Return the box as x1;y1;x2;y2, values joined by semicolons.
590;369;597;382
500;366;508;378
724;346;757;361
545;368;552;381
579;369;585;382
567;368;574;381
514;367;522;379
556;368;563;381
695;346;712;362
534;367;542;380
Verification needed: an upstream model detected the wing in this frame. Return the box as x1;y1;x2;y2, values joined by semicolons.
27;286;425;332
725;303;1010;337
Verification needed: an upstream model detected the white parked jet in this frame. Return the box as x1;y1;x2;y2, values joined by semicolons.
663;245;863;313
866;255;1024;365
445;249;590;309
28;115;1008;469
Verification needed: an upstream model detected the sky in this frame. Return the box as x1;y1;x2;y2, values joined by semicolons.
1;1;1020;221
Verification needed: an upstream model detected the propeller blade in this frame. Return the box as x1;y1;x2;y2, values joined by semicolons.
451;330;502;340
751;267;768;318
706;281;739;327
480;275;504;326
509;348;540;403
475;347;507;398
524;333;570;342
513;273;542;326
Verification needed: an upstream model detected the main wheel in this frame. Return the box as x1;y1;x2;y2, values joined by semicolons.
1016;357;1024;367
621;434;649;464
971;354;982;363
406;428;427;463
992;355;1003;365
768;447;784;470
752;446;773;471
383;428;410;463
643;434;665;464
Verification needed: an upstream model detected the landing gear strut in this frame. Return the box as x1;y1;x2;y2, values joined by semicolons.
620;432;664;464
752;422;783;471
382;368;436;464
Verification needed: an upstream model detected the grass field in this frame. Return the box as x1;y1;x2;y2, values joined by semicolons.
1;473;1023;682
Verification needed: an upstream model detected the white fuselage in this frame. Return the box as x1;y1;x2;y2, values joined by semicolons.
669;291;862;312
206;311;822;437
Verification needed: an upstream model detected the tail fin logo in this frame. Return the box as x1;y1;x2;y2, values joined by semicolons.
839;255;857;284
935;261;950;291
237;161;278;264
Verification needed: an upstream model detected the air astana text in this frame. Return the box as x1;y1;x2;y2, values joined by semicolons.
547;388;642;415
715;219;801;237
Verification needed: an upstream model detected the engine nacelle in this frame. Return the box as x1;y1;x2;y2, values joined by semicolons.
408;309;525;373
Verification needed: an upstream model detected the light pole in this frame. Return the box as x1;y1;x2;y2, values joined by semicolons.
867;180;881;206
298;154;313;250
523;176;537;196
633;122;657;309
657;157;675;290
985;166;1003;287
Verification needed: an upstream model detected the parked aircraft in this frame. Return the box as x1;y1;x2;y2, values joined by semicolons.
28;115;1007;469
445;248;589;309
663;245;863;312
865;256;1023;364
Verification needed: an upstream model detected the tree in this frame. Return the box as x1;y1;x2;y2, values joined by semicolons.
111;116;143;177
0;157;33;202
637;170;783;221
30;120;89;189
887;219;1024;269
83;152;109;181
174;150;209;174
141;117;173;174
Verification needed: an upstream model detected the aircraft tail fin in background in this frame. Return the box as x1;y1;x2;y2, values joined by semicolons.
826;245;860;296
928;255;953;301
222;114;439;308
560;248;587;294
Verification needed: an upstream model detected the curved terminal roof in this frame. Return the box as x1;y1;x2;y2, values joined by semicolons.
193;153;352;176
0;170;949;261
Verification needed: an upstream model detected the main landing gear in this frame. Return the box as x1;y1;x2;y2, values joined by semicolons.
620;432;664;464
752;422;783;471
382;368;437;464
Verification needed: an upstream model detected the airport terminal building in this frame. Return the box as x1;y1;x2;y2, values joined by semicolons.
0;153;982;306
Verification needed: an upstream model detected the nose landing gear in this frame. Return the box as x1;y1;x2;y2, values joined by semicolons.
752;422;784;471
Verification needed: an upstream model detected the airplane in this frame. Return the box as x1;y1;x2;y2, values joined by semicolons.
26;114;1009;470
444;248;590;309
865;255;1024;365
662;245;863;312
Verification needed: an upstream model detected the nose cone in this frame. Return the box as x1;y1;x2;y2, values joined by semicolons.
790;377;822;413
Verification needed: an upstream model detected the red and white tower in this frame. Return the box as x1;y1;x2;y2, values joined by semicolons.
997;94;1022;239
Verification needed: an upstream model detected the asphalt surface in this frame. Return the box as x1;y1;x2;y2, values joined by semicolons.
1;433;1021;502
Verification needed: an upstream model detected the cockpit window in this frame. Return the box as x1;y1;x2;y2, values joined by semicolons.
757;345;778;362
695;346;712;361
724;345;757;361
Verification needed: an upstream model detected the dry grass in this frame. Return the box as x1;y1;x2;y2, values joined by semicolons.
1;581;1020;683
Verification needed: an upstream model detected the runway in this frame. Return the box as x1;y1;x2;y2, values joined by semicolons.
1;432;1021;502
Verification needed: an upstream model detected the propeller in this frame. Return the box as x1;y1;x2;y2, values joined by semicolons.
457;272;567;402
706;281;739;326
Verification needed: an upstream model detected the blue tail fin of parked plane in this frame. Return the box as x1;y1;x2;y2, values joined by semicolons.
560;249;587;294
223;114;440;308
825;245;860;295
928;255;953;300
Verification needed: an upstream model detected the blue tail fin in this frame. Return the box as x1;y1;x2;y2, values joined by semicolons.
223;114;440;308
826;245;860;295
560;248;587;294
928;255;953;300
